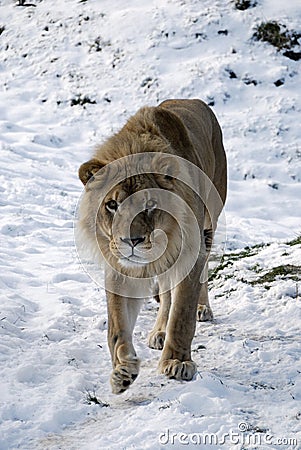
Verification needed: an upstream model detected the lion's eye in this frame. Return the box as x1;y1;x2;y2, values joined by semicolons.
105;200;118;213
145;199;157;210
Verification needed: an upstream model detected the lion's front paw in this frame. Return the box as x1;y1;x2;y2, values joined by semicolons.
110;361;140;394
197;305;213;322
148;330;166;350
159;358;197;381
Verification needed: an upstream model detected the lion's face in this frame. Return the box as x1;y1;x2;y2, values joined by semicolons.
97;174;181;272
78;152;205;284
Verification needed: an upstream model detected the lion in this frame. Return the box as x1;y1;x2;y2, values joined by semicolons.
77;99;227;394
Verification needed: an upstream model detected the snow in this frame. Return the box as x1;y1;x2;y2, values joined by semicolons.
0;0;300;449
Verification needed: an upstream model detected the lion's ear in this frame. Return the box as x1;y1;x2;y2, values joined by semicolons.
78;158;104;185
152;107;193;152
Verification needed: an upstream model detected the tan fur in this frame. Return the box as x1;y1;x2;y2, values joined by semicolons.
78;99;227;393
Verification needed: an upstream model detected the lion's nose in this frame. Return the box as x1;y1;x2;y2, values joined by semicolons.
120;237;145;248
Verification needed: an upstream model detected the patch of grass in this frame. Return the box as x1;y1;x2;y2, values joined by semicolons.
255;22;281;46
251;381;276;391
253;21;301;60
89;36;110;53
250;265;300;285
234;0;257;11
208;257;232;282
209;243;267;282
209;236;301;291
287;235;301;246
224;243;266;261
209;240;300;282
70;95;97;107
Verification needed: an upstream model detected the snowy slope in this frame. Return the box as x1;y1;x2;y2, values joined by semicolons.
0;0;300;449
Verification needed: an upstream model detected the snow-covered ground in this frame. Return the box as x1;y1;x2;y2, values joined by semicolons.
0;0;300;449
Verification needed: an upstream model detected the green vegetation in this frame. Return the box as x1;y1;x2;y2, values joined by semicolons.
209;242;267;282
253;21;301;60
287;235;301;246
250;265;300;285
209;237;300;290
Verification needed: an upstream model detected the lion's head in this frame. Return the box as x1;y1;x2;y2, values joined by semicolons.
77;152;202;282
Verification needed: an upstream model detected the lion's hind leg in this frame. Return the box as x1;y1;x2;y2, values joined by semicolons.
197;280;214;322
197;228;214;322
148;292;171;350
